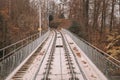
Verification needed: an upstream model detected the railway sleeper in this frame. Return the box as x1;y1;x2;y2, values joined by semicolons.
65;59;72;62
14;72;25;75
22;65;30;67
13;74;24;78
12;78;23;80
48;56;54;59
42;78;51;80
49;56;54;59
65;54;71;56
45;66;52;69
46;63;53;66
69;77;79;80
12;77;23;80
66;62;74;65
67;66;75;69
47;59;54;62
20;67;28;70
65;54;71;57
43;71;52;74
69;71;76;74
57;36;61;38
17;71;26;73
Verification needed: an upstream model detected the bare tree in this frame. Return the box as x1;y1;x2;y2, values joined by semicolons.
109;0;115;32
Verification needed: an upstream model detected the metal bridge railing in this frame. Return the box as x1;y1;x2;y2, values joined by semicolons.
63;29;120;80
0;31;50;80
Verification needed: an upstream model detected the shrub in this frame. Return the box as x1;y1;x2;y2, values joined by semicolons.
69;21;80;34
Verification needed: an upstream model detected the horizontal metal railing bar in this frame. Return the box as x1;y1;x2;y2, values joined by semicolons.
0;33;39;51
0;38;39;61
0;33;39;59
64;29;120;67
0;31;50;80
0;43;27;61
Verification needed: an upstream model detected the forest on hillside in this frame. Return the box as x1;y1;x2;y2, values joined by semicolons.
49;0;120;60
0;0;120;60
0;0;50;49
0;0;40;48
67;0;120;60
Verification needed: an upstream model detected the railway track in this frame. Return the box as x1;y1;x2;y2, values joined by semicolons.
61;31;83;80
42;31;57;80
34;30;86;80
10;30;87;80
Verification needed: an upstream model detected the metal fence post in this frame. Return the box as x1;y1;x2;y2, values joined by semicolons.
2;49;5;79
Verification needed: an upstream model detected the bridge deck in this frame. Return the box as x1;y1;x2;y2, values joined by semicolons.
6;30;107;80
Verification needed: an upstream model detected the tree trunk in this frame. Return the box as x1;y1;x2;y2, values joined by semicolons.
109;0;115;32
101;0;106;34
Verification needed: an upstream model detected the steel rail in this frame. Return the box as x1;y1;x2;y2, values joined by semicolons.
60;31;77;80
11;31;53;80
60;31;88;80
63;29;120;80
1;31;50;80
33;30;56;80
42;30;57;80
